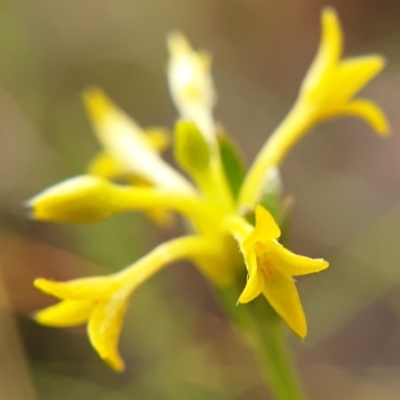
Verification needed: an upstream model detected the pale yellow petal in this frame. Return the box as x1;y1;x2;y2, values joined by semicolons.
300;7;343;99
263;271;307;338
339;99;390;136
87;153;126;178
167;32;216;141
254;205;281;240
83;87;193;193
34;276;120;300
87;296;128;372
35;299;93;327
268;241;329;277
333;56;385;102
238;251;265;303
145;128;170;152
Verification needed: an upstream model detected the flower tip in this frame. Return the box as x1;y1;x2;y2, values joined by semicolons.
322;5;337;20
167;31;190;54
83;86;110;122
298;326;307;339
319;259;329;270
33;278;48;291
320;6;342;56
105;354;126;373
321;6;339;29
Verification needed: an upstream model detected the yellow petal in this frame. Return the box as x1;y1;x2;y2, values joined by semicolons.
84;87;193;193
35;299;93;327
333;56;385;102
27;175;118;223
300;7;343;100
263;271;307;338
87;153;126;179
145;127;170;152
253;205;281;240
268;241;329;277
238;251;265;303
339;99;390;136
34;276;120;300
87;296;128;372
167;32;216;141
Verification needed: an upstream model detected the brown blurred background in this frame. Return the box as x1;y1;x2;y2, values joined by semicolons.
1;0;400;399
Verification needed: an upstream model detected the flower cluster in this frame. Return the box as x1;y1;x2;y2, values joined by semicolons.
29;8;388;371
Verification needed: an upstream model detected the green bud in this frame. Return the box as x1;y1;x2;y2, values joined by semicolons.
173;120;210;177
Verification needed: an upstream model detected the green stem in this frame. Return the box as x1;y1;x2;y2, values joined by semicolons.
215;287;307;400
238;100;316;208
247;301;307;400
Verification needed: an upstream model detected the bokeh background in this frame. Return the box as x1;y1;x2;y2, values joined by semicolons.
1;0;400;399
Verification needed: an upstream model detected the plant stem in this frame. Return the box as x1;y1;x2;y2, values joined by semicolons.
215;287;307;400
246;301;307;400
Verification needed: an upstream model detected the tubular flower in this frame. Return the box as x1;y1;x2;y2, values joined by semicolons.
34;275;129;371
34;236;222;371
83;87;194;194
238;7;390;208
225;206;328;338
299;7;389;133
30;8;388;371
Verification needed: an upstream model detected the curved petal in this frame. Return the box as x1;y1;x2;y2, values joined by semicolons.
334;56;385;102
268;241;329;277
238;251;265;304
83;88;193;193
340;99;390;136
263;271;307;338
35;299;93;327
87;294;128;372
34;276;121;300
300;7;343;99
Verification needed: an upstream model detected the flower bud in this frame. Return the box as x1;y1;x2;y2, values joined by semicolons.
27;175;119;223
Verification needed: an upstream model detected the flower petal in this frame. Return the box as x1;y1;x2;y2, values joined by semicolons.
263;271;307;338
268;240;329;277
238;251;265;304
300;7;343;100
87;294;128;372
34;276;121;300
167;32;216;141
333;56;385;102
27;175;119;223
340;99;390;136
84;87;193;193
35;299;93;327
253;205;281;240
145;127;170;152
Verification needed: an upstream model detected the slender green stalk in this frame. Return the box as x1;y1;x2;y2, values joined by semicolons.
215;286;307;400
246;301;307;400
238;100;316;208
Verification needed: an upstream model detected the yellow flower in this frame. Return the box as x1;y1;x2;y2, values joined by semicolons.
299;7;389;133
238;7;389;208
34;275;128;371
167;32;216;142
34;236;222;371
84;87;194;193
29;7;388;372
230;206;328;338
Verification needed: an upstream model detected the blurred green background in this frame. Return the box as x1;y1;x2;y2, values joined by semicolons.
1;0;400;399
